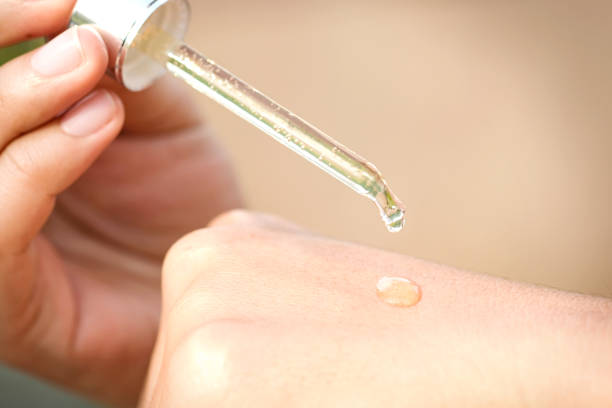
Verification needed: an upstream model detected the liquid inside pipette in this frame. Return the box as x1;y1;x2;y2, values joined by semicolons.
135;26;405;232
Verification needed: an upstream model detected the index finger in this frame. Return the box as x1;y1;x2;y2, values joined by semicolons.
0;0;76;46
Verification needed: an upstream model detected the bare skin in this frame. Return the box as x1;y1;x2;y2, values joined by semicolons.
142;211;612;408
0;1;241;406
1;2;611;407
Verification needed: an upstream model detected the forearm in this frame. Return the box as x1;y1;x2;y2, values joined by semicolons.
377;254;612;406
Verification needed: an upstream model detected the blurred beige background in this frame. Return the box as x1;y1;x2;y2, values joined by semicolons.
185;0;611;297
2;1;611;406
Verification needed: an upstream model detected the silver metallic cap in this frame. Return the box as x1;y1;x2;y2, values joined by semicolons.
71;0;190;91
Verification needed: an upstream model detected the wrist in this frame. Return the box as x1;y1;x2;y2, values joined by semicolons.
544;297;612;406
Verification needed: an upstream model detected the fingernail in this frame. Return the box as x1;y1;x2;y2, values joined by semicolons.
61;90;118;137
31;27;83;77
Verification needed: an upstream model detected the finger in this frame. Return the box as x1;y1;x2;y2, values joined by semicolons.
0;0;75;46
0;89;124;256
0;25;108;148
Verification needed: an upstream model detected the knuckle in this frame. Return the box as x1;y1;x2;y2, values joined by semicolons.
164;228;231;271
162;228;237;303
163;321;254;406
2;142;39;183
208;209;259;228
210;209;305;235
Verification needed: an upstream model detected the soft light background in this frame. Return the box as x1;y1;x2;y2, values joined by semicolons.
1;0;611;406
186;0;612;296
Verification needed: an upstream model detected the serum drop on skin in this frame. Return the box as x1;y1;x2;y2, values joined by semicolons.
376;277;422;307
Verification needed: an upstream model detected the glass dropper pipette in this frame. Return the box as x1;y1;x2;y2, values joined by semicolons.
136;23;406;232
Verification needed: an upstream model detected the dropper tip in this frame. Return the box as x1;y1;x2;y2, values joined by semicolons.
384;208;406;233
374;186;406;233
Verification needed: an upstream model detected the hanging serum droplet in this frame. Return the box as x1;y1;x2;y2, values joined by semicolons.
376;277;422;307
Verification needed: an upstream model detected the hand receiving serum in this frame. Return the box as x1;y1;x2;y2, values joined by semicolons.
71;0;406;232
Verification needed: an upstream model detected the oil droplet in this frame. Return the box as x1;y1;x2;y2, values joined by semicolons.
376;277;421;307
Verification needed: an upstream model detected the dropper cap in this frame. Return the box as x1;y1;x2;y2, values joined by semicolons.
70;0;190;91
